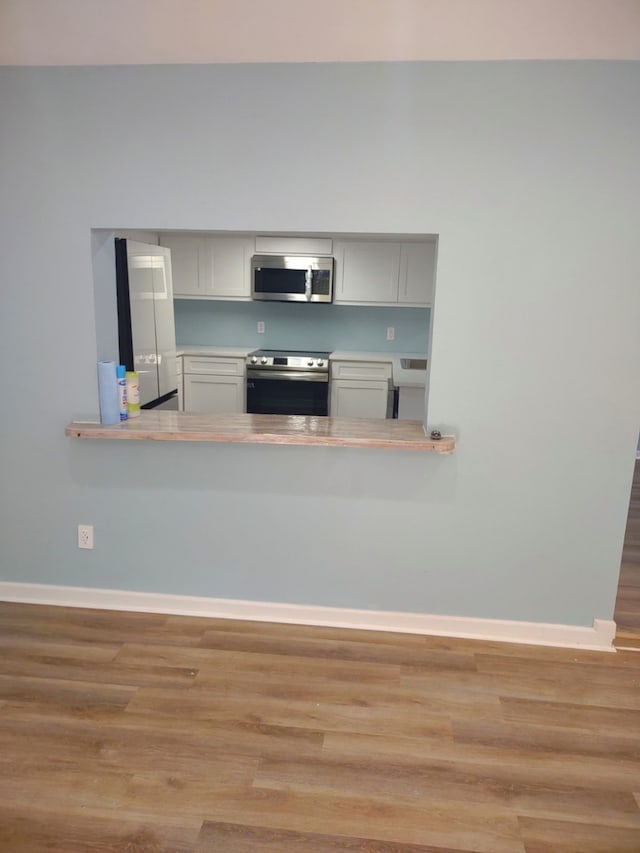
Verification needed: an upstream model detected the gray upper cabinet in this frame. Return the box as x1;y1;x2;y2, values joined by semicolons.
399;241;436;306
161;233;436;306
333;240;401;304
159;234;252;300
160;234;201;296
334;239;435;307
202;236;252;299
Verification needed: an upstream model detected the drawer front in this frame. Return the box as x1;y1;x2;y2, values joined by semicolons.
331;360;392;381
175;356;183;376
183;356;245;376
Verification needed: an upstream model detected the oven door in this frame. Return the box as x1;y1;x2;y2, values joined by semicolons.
246;370;329;416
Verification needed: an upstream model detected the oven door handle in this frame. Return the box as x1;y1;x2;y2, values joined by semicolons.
304;267;312;301
247;369;328;383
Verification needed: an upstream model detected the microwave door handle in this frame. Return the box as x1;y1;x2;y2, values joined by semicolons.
305;268;312;301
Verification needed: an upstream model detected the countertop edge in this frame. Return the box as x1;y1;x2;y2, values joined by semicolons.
65;413;455;454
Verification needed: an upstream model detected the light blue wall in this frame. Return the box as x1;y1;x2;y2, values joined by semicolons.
175;300;429;353
1;62;639;627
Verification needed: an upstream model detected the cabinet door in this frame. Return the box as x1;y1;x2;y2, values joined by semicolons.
399;242;436;305
334;241;401;304
159;235;201;296
176;356;183;412
176;374;184;411
198;237;251;299
159;235;251;299
184;374;245;414
397;386;425;420
330;379;390;419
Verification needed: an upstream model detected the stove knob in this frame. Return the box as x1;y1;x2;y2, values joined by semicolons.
317;359;324;367
261;357;268;365
250;356;258;364
308;359;314;367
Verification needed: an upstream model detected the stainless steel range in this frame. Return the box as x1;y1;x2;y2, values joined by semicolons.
246;349;331;416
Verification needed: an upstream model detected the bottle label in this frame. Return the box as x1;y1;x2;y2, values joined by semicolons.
126;373;141;417
118;378;128;420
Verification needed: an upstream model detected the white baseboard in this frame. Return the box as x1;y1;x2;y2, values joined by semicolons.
0;581;616;652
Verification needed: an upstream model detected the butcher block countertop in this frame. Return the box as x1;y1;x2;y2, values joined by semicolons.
66;412;455;453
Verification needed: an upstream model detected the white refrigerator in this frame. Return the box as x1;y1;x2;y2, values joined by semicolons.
115;239;178;409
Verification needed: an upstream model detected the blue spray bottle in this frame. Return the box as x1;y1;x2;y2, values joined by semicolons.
116;365;128;421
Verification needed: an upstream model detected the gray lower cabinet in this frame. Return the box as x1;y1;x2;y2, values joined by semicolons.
176;356;184;411
184;374;245;413
330;379;391;419
397;386;425;420
182;355;246;413
329;360;393;419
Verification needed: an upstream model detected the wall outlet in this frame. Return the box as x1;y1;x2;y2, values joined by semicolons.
386;326;395;341
257;321;265;334
77;524;94;550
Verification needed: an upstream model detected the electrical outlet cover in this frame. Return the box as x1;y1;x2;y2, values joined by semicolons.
78;524;94;549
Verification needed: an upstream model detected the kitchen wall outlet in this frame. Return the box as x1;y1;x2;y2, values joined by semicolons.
386;326;395;341
257;321;265;334
77;524;94;550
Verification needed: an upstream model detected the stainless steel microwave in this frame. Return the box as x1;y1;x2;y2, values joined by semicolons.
251;255;333;303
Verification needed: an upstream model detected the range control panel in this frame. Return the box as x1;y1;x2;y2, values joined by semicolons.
247;351;331;372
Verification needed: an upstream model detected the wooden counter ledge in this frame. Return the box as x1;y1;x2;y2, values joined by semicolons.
66;412;455;453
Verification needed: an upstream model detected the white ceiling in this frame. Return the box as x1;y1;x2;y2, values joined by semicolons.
1;0;639;65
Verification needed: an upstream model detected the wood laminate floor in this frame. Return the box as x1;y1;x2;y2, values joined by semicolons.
0;603;639;852
614;460;640;648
